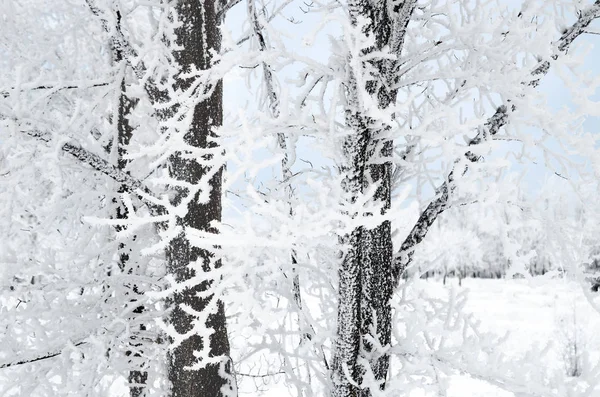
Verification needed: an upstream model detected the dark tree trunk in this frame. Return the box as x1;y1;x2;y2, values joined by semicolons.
333;73;395;397
332;2;416;397
166;2;234;397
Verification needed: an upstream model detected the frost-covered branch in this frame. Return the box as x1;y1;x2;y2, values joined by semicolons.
0;342;86;369
23;128;144;192
217;0;241;22
1;81;110;99
247;0;326;386
393;1;600;283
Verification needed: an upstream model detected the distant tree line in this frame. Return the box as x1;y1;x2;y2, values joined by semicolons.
407;198;600;285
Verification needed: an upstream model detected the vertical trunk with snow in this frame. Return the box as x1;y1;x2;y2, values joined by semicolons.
108;6;147;396
166;1;233;397
332;2;415;396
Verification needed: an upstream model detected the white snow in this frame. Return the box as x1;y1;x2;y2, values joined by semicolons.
225;277;600;397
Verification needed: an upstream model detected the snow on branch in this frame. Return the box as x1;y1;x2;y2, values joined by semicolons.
393;1;600;283
0;80;110;99
23;128;145;193
0;342;86;369
217;0;242;22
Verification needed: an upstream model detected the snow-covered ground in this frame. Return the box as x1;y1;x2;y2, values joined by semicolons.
235;278;600;397
107;278;600;396
422;278;600;396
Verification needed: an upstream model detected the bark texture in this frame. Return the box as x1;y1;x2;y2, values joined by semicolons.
166;2;233;397
332;2;415;397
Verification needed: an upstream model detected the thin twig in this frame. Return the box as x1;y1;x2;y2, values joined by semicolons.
0;342;86;369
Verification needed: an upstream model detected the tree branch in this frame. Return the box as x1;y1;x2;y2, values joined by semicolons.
216;0;242;22
393;1;600;283
24;129;144;192
1;82;110;99
0;342;85;369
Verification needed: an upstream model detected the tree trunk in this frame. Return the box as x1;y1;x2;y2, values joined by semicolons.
166;2;234;397
333;77;395;397
332;2;415;396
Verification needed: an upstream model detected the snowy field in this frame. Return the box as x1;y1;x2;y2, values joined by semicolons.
107;277;600;396
420;278;600;397
232;278;600;397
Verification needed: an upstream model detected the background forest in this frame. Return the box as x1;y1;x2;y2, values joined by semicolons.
3;0;600;396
